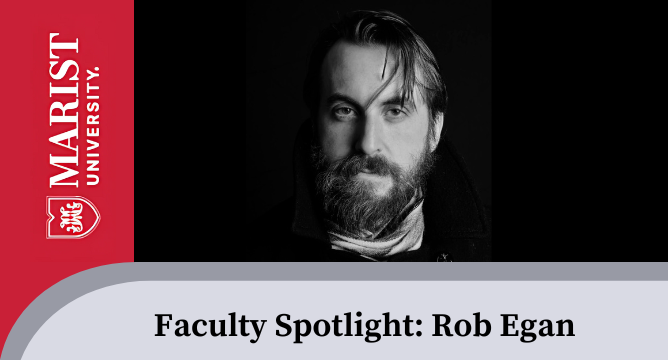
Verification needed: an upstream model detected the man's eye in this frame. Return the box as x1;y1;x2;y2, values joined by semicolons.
333;107;355;119
386;108;406;118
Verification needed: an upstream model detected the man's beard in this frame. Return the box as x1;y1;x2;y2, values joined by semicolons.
312;142;435;237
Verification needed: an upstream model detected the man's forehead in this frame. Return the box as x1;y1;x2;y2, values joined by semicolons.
320;41;413;107
321;41;391;83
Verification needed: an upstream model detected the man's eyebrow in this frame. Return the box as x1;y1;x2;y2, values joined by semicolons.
380;95;416;111
326;93;415;112
325;93;364;110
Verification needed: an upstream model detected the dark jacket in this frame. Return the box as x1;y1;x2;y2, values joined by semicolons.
252;122;491;262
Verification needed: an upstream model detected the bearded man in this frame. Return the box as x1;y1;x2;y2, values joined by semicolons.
253;10;491;261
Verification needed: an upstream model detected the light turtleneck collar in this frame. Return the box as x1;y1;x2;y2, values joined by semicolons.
324;190;425;261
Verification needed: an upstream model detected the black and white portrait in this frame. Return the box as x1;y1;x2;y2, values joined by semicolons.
245;3;491;262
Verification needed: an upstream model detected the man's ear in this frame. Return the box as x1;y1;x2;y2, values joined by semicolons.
429;112;444;153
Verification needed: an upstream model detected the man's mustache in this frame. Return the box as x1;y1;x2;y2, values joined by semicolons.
329;154;403;179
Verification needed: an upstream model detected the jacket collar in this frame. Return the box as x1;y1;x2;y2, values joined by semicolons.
290;120;489;246
291;121;330;243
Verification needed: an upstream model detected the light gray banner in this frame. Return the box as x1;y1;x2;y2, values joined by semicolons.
3;262;668;359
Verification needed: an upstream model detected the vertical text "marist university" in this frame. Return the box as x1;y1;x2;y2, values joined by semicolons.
48;33;101;188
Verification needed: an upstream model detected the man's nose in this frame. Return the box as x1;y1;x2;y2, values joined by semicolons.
356;115;381;156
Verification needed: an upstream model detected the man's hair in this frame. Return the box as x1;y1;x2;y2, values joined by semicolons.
303;10;448;138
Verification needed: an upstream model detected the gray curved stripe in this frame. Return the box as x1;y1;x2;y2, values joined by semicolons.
3;262;668;359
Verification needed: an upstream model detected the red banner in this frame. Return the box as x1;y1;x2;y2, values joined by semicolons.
0;0;134;352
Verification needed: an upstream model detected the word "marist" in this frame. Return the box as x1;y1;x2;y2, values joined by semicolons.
48;33;101;187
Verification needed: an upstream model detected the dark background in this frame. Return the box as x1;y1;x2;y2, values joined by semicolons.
135;2;659;261
245;0;492;224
